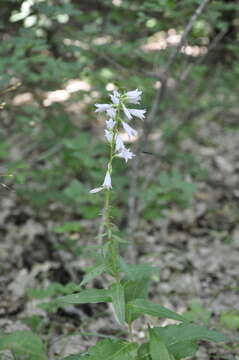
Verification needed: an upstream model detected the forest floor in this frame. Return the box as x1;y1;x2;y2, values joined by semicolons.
0;117;239;359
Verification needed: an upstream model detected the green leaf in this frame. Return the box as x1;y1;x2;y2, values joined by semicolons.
58;288;112;304
103;241;122;277
124;280;150;303
128;299;188;323
54;222;82;233
124;279;151;324
220;311;239;330
63;180;85;200
0;331;47;360
28;282;82;299
184;298;211;325
122;263;160;282
149;328;171;360
136;343;151;360
61;355;86;360
80;263;108;287
82;339;138;360
154;323;228;359
111;283;125;325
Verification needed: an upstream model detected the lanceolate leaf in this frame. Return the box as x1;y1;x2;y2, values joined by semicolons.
61;355;87;360
124;279;151;324
128;299;188;323
111;283;125;325
149;328;171;360
80;263;108;287
121;262;159;282
154;323;228;359
81;339;138;360
124;279;150;303
136;343;151;360
0;331;47;360
58;288;112;304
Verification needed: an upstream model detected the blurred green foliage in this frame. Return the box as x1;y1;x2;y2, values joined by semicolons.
1;0;238;222
0;3;238;357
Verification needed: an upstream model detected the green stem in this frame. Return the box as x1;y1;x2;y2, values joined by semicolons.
128;323;133;342
102;106;121;281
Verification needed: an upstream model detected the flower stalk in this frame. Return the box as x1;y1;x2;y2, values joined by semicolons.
90;89;146;282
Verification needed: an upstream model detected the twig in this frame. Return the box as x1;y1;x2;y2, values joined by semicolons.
0;82;21;96
166;0;211;73
180;27;227;81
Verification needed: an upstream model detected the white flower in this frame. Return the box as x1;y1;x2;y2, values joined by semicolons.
90;170;112;193
103;171;112;189
122;104;132;120
106;118;116;130
117;148;135;162
110;90;120;104
90;186;104;193
91;88;144;194
128;109;146;120
122;121;137;139
125;89;142;104
106;107;116;118
115;135;125;151
95;104;112;112
104;129;113;142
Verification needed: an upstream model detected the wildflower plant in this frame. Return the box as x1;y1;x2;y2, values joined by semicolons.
56;89;227;360
90;89;145;193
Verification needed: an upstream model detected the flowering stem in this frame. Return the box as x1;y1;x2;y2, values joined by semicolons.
102;108;122;281
92;89;145;282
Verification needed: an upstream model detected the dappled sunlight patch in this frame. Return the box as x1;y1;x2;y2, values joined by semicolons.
112;0;122;6
13;92;33;105
154;81;162;89
93;35;112;45
142;28;208;57
43;79;91;106
106;83;116;91
63;38;88;49
43;89;70;107
66;79;91;93
182;45;207;57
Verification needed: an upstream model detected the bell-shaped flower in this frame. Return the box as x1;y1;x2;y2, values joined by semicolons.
90;170;112;193
128;109;146;120
125;89;142;104
106;107;116;118
90;186;104;193
115;135;125;152
104;129;113;142
95;104;113;112
117;148;135;162
122;121;137;139
122;104;133;120
110;90;120;104
106;118;115;130
102;171;112;189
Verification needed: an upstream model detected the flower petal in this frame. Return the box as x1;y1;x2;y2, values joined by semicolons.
122;104;133;120
128;109;146;120
104;129;113;142
122;121;137;139
117;148;135;162
110;90;120;104
106;108;116;118
106;118;116;130
115;135;125;151
103;171;112;189
125;89;142;104
90;187;104;193
95;104;112;112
